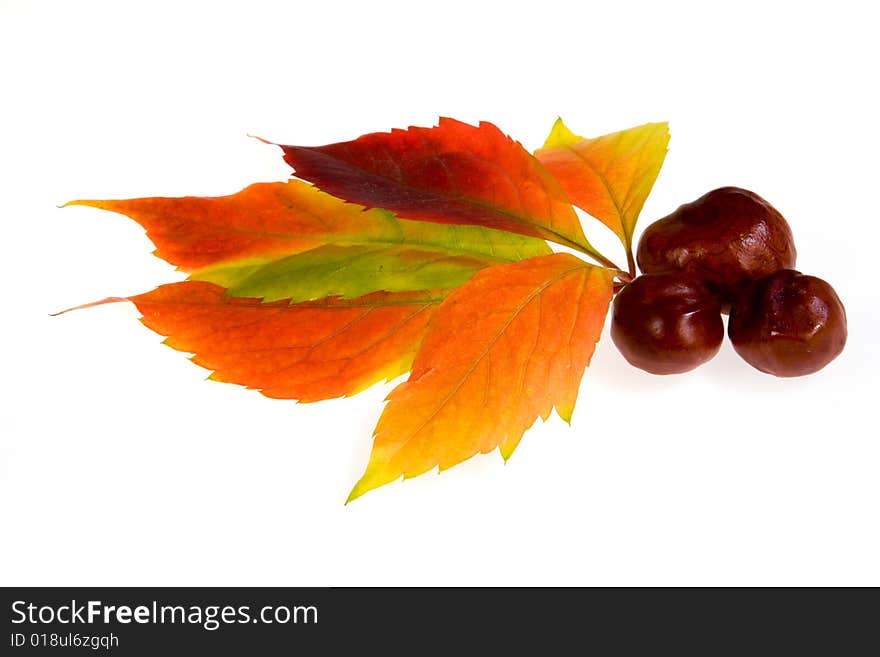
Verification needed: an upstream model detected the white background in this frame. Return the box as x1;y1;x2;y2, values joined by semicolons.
2;0;878;586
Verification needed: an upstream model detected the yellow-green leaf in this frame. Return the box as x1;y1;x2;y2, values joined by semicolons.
192;244;492;303
535;119;669;251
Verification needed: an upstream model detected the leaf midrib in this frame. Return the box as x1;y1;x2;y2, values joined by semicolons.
565;144;631;244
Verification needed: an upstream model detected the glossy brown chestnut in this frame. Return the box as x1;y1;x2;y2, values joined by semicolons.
728;269;846;377
637;187;797;304
611;272;724;375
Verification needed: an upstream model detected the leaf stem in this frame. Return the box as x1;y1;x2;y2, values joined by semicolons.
49;296;129;316
620;234;637;280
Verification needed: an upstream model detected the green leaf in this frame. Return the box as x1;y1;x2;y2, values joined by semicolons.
192;244;492;303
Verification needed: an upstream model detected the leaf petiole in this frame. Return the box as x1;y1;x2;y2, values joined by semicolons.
625;246;637;280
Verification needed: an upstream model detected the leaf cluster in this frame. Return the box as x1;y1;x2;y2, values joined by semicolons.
68;117;669;499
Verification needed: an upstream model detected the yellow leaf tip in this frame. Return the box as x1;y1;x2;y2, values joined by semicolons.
346;469;387;503
499;434;524;462
542;117;580;149
62;199;116;213
556;404;574;425
345;465;403;503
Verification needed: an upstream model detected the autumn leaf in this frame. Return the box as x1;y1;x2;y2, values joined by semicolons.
63;116;669;499
67;179;552;304
128;281;445;403
192;244;490;304
278;118;619;270
66;179;550;273
348;253;615;501
535;119;669;263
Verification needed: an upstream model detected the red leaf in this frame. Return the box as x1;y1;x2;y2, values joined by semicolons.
279;118;598;256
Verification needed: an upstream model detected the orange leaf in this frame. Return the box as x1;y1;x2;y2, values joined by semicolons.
279;118;612;265
535;119;669;251
67;179;549;273
129;281;442;403
348;253;615;501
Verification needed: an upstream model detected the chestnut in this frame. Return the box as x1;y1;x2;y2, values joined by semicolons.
636;187;796;305
611;272;724;375
728;269;846;377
